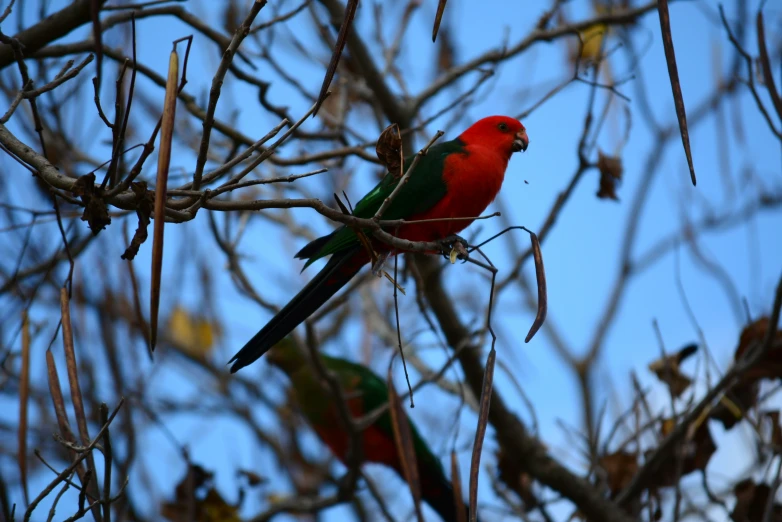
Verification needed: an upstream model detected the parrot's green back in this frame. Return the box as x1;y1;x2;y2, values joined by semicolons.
320;355;448;477
276;348;447;476
298;138;466;269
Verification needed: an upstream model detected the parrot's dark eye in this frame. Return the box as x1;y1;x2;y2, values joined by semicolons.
497;122;508;132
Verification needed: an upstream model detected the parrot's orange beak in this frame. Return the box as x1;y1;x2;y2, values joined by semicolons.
512;129;529;152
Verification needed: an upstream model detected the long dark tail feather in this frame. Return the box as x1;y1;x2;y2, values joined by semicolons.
294;229;339;261
229;246;365;373
421;470;475;522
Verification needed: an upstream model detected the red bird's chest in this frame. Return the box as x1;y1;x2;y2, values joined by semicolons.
313;399;401;469
400;146;509;242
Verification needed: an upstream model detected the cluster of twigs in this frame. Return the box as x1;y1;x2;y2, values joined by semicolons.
17;289;125;522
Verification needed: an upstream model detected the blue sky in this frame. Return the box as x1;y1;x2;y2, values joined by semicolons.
3;0;782;520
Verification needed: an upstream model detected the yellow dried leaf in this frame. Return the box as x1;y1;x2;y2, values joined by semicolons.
568;23;607;66
201;488;240;522
167;305;220;357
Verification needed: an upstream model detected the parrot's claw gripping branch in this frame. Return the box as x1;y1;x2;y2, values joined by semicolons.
438;234;470;263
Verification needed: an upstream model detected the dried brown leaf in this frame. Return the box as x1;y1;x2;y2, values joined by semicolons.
122;224;152;354
598;451;638;497
162;464;213;521
709;383;758;430
763;410;782;452
121;181;153;260
648;343;697;398
596;150;623;201
162;464;239;522
376;123;403;178
732;479;782;522
237;469;267;487
705;318;782;429
72;172;111;234
734;317;782;382
199;488;240;522
597;150;623;180
650;418;716;488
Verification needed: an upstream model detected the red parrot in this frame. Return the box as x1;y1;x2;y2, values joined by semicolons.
230;116;528;373
267;340;477;522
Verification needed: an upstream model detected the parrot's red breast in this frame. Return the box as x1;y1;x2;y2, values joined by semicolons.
397;115;527;242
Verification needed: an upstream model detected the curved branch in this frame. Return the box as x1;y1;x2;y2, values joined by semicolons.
0;0;107;69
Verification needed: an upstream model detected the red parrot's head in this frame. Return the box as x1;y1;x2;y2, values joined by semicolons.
459;115;529;157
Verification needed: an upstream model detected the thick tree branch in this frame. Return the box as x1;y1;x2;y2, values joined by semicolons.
0;0;107;69
415;255;635;522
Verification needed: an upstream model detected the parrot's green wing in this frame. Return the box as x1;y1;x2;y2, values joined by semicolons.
322;355;449;479
300;138;465;269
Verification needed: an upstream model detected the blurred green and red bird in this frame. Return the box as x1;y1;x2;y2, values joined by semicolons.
267;341;477;522
229;115;528;372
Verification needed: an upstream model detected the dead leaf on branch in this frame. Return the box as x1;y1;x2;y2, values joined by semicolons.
376;123;403;177
161;464;240;522
569;22;607;68
167;305;222;358
709;317;782;429
709;382;758;430
762;410;782;453
598;451;638;497
237;469;267;488
732;479;782;522
71;173;111;235
121;181;153;260
648;343;697;398
596;150;623;201
649;418;716;488
734;316;782;382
